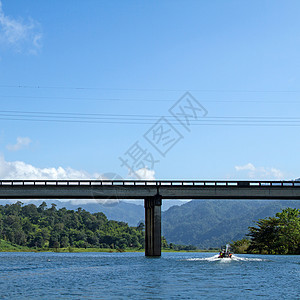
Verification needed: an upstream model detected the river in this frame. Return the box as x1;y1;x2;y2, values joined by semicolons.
0;252;299;299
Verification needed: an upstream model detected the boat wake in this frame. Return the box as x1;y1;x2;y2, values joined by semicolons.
185;254;265;262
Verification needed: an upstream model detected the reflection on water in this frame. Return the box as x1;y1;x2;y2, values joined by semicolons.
0;252;299;299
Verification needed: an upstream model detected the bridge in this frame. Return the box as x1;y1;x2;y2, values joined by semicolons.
1;179;299;256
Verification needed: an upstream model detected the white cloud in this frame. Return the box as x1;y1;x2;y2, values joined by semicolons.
235;163;255;172
269;167;284;179
0;1;42;53
0;155;98;180
131;167;155;180
6;137;31;151
0;156;147;205
235;162;285;180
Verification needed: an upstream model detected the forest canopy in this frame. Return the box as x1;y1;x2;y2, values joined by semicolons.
0;201;145;250
231;208;300;255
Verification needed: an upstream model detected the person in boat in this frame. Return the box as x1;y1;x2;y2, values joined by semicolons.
219;247;232;258
219;249;226;258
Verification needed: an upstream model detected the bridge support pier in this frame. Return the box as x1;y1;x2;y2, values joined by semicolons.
144;194;162;257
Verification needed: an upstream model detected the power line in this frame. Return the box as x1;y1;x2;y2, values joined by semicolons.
2;109;300;120
0;110;300;126
1;95;173;102
1;117;300;126
1;95;300;103
1;85;300;93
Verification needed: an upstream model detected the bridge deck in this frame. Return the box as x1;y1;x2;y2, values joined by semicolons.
0;180;299;199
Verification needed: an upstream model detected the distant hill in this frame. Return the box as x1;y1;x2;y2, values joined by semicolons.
123;199;187;211
1;199;186;226
162;199;300;248
62;201;145;226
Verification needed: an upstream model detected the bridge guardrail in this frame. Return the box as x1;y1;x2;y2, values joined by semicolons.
0;180;299;187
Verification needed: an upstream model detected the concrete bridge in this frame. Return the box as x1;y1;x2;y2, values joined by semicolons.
0;179;299;256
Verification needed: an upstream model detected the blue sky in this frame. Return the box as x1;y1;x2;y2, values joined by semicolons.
0;0;300;181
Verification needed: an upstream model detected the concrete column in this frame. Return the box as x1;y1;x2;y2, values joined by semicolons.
144;194;162;257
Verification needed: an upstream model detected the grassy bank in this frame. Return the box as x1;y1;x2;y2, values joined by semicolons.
162;249;217;253
0;241;217;253
0;239;35;252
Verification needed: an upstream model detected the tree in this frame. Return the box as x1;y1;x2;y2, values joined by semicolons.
130;235;141;248
22;204;39;222
136;222;145;232
60;235;69;248
50;203;57;212
52;241;60;250
29;232;45;248
38;202;47;213
275;208;300;254
247;208;300;254
161;236;169;249
49;232;60;248
247;216;279;254
230;238;251;254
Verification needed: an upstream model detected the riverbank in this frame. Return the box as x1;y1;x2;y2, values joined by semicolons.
0;240;217;253
0;247;218;253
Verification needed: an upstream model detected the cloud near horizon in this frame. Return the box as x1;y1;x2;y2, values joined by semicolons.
0;155;100;180
235;163;284;180
0;155;108;205
134;167;155;180
0;1;42;54
6;137;31;151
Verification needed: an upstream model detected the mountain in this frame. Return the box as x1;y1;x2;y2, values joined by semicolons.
1;199;186;226
162;199;300;248
161;200;188;211
123;199;187;211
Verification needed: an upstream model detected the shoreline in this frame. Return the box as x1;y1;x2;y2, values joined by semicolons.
0;247;218;253
0;248;298;255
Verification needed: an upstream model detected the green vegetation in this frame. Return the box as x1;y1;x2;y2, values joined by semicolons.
0;239;32;251
163;200;300;248
232;208;300;255
168;243;197;251
0;202;145;251
230;238;251;254
36;200;145;226
0;202;199;252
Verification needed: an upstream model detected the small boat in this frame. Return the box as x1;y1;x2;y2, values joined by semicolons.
218;244;233;258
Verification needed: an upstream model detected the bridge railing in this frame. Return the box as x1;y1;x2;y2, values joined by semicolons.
0;180;299;187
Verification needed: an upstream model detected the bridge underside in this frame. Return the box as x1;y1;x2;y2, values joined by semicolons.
0;180;299;256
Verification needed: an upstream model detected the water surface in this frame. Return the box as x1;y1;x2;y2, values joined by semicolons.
0;252;299;299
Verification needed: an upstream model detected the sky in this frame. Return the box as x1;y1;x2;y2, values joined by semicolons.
0;0;300;182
